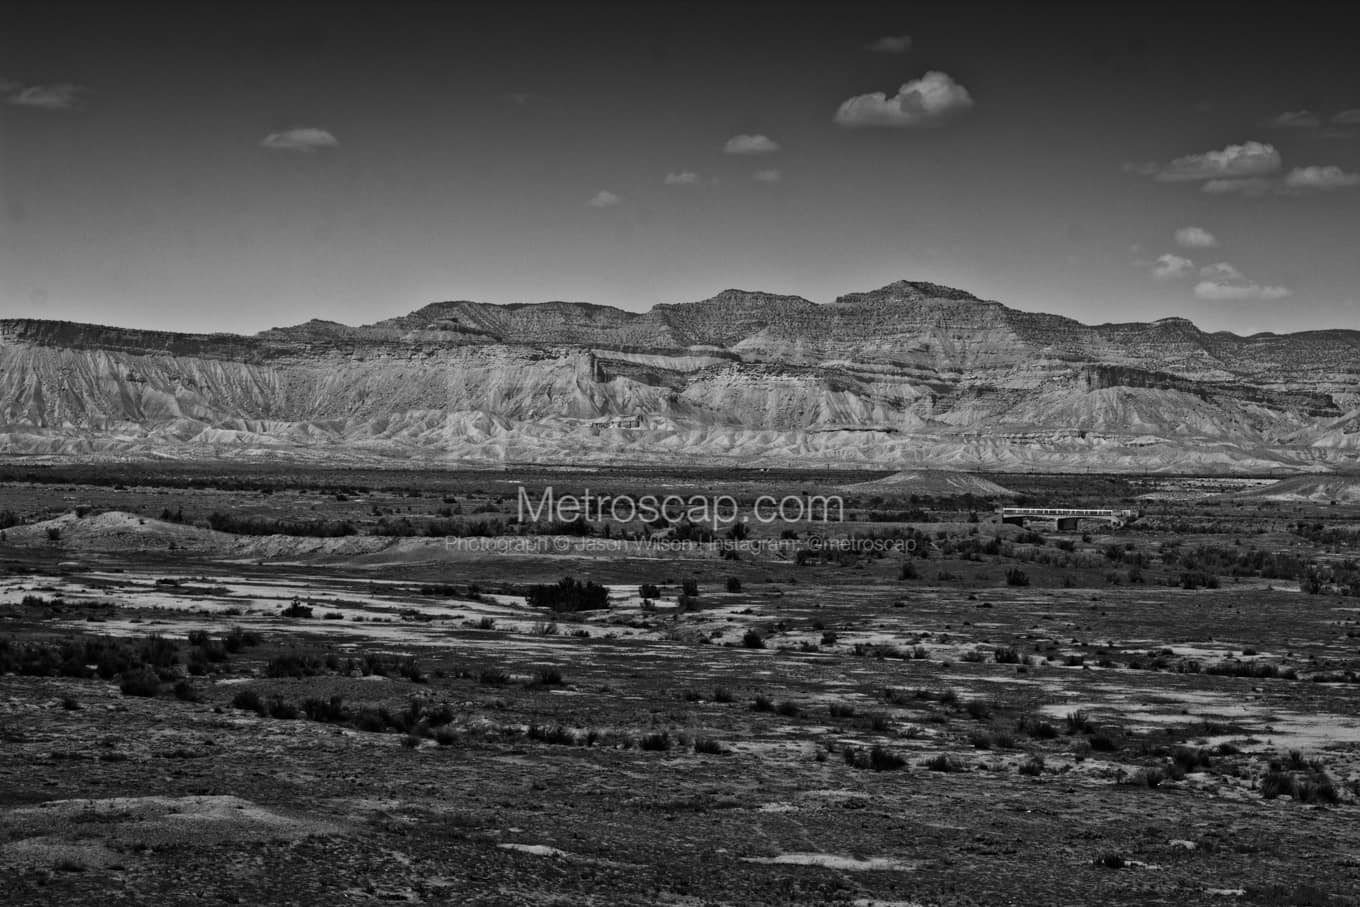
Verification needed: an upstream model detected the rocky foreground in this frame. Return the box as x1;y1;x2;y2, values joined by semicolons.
2;280;1359;472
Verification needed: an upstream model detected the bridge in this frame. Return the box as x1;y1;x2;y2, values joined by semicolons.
999;507;1134;530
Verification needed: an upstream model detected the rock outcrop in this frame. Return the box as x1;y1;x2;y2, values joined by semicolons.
2;280;1357;472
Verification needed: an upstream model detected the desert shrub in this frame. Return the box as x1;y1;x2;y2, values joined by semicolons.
681;579;699;596
140;634;179;669
231;690;265;714
693;738;725;755
223;626;261;653
1126;767;1166;788
478;668;510;685
1180;571;1220;590
713;686;734;703
119;669;161;698
638;583;661;599
281;599;313;618
829;702;856;719
963;699;992;720
172;680;201;702
1017;717;1055;739
1172;746;1213;772
993;646;1021;664
302;695;350;723
1065;710;1092;734
922;754;966;773
639;731;672;751
266;652;326;679
844;744;907;771
527;724;577;746
532;666;564;686
1004;568;1030;587
752;693;774;712
1018;755;1045;776
741;629;766;649
775;700;801;718
1089;732;1119;752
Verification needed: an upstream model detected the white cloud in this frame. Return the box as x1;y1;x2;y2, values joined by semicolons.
5;82;83;110
1200;177;1276;196
1174;226;1218;249
1139;141;1281;182
1260;110;1320;129
587;190;621;208
259;127;339;152
1152;254;1195;280
723;134;780;155
1331;109;1360;126
1190;261;1290;300
753;169;781;182
833;71;973;128
664;171;700;185
1199;262;1243;281
868;34;912;53
1282;165;1360;192
1194;280;1292;301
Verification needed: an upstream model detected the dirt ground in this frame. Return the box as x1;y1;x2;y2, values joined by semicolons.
2;466;1359;905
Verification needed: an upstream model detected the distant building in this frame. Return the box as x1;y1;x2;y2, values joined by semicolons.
998;507;1136;530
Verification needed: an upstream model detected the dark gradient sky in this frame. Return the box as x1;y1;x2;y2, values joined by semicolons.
2;1;1358;335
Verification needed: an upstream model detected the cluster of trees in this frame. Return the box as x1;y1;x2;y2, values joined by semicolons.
207;511;357;537
525;577;610;612
372;517;506;538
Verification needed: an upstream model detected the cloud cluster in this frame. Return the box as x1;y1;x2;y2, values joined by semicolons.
867;34;912;54
1146;239;1291;302
753;169;781;182
1152;254;1195;280
1260;110;1321;129
1138;141;1281;182
259;127;339;152
3;80;83;110
588;190;621;208
1132;140;1358;196
1201;177;1275;197
1194;277;1292;301
1258;108;1360;128
1174;226;1218;249
723;134;780;155
833;71;973;128
1282;165;1360;192
664;171;700;185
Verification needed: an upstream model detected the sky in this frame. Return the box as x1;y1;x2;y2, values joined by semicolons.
2;0;1359;336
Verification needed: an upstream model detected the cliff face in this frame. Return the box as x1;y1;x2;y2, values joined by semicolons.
2;280;1358;472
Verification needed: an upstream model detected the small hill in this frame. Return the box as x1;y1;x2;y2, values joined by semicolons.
1;511;221;551
1231;476;1360;503
840;470;1017;498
